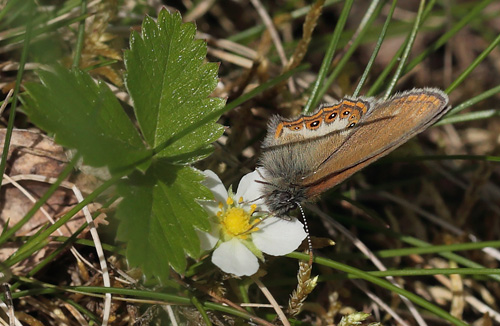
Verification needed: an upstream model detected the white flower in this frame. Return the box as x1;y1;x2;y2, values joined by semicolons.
197;168;307;276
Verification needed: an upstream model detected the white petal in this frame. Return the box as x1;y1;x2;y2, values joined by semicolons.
196;223;220;250
202;170;228;203
253;217;307;256
235;168;269;211
212;238;259;276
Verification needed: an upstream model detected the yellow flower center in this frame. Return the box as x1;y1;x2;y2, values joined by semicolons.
218;197;259;240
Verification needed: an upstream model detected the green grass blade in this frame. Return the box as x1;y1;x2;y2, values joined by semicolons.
289;252;468;326
303;0;354;114
362;268;500;277
228;0;342;43
446;32;500;94
383;0;426;99
0;2;34;193
448;84;500;115
353;0;397;97
352;240;500;259
402;0;492;77
436;109;500;126
318;0;384;99
225;64;309;112
367;0;437;96
4;171;125;267
0;156;78;251
333;213;500;283
72;0;87;68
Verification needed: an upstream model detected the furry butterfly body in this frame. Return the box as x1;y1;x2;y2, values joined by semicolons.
259;88;450;216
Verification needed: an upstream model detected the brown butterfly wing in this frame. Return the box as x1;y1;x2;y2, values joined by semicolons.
302;88;450;198
261;98;371;184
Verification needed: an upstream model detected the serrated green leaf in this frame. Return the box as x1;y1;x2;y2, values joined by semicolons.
23;66;151;174
116;160;212;278
124;9;224;163
117;9;225;277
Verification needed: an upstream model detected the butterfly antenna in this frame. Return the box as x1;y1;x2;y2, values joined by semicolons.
297;203;313;266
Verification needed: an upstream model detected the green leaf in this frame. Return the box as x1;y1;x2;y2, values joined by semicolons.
23;66;151;174
116;161;212;277
117;9;225;277
125;9;224;164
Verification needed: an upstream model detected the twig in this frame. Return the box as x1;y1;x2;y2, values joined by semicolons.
427;262;500;323
179;276;276;326
249;0;295;93
163;305;179;326
351;279;407;325
1;174;112;326
308;204;424;326
0;283;20;326
207;47;253;69
184;0;216;22
379;191;500;262
0;89;13;117
198;32;258;59
249;0;287;66
252;276;290;326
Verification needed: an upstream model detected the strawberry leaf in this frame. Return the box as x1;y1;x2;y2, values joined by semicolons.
117;9;225;277
23;66;151;174
125;10;224;164
116;161;212;276
23;9;224;279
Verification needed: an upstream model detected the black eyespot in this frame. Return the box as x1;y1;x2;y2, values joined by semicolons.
310;120;320;127
294;126;300;130
328;112;337;119
348;122;356;128
343;111;350;116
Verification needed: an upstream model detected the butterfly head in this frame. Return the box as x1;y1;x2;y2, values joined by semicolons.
259;176;307;217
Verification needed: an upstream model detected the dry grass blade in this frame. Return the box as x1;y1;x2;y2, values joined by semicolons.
207;47;254;69
0;283;18;326
379;191;500;262
1;173;111;326
276;0;325;96
456;162;494;226
284;0;325;72
249;0;287;67
252;276;290;326
309;204;423;326
198;31;258;59
449;262;465;320
426;260;500;323
184;0;216;22
0;89;13;117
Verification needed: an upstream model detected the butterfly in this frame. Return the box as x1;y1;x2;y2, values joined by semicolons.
258;88;450;216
